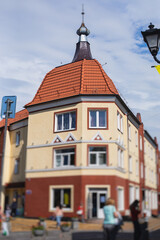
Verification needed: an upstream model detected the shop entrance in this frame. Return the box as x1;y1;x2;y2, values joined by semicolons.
88;189;107;219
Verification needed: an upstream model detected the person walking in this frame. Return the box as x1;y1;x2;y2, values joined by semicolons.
55;204;63;228
103;198;118;240
129;200;141;240
10;198;17;217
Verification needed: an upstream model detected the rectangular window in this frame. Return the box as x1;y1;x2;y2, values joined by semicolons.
117;188;124;211
54;148;75;167
128;124;131;140
136;160;139;176
135;187;139;200
120;115;123;133
118;148;124;168
117;111;123;133
89;109;107;129
55;110;76;132
16;132;20;146
129;156;132;173
89;146;107;166
117;112;120;130
52;188;71;209
14;159;19;174
129;186;134;205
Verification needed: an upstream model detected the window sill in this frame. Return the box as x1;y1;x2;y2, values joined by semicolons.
54;129;76;133
88;127;107;130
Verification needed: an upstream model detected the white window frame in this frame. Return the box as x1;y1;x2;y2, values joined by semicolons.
118;148;124;168
117;111;123;133
135;187;139;200
117;188;124;211
50;186;73;211
89;110;107;128
16;131;20;146
136;160;139;176
129;186;134;205
54;148;75;168
55;111;76;132
117;112;120;130
89;146;107;166
128;124;131;140
120;115;123;133
129;156;132;173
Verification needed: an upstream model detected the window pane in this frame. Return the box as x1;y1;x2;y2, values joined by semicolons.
63;155;68;165
63;113;69;130
56;148;74;154
14;159;19;174
90;153;96;164
90;111;96;127
99;153;106;165
57;115;62;130
89;147;106;152
54;189;61;207
16;132;20;146
70;154;74;165
55;149;75;167
71;112;76;129
63;189;71;208
56;155;61;167
99;111;106;127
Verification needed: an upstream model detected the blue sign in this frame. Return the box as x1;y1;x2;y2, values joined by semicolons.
1;96;17;119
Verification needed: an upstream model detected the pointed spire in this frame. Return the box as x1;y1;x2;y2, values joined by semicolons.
72;6;93;62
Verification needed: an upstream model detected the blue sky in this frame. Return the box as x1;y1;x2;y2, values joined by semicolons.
0;0;160;145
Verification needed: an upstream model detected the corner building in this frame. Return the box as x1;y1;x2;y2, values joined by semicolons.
0;19;159;218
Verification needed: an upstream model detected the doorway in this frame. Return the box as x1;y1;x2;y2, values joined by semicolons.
88;189;107;218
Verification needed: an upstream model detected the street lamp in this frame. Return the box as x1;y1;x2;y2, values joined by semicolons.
141;23;160;63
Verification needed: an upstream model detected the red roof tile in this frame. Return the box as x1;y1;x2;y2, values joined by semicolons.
26;59;119;107
0;109;28;128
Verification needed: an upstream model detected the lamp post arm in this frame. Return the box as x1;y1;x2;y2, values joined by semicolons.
153;55;160;64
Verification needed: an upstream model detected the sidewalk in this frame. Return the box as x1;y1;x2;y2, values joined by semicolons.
0;216;160;239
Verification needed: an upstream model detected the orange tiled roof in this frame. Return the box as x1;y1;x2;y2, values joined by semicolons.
26;59;119;107
0;109;28;128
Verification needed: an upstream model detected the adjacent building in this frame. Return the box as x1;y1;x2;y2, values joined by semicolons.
0;18;159;219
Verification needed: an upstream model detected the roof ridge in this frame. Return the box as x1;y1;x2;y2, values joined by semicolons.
80;59;85;94
94;59;118;95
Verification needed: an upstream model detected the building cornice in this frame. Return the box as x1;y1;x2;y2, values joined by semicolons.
26;94;140;129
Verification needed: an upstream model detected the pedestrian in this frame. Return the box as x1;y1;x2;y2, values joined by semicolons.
10;198;17;217
54;204;63;228
103;198;118;240
5;205;11;220
129;199;141;240
76;203;85;222
1;213;10;236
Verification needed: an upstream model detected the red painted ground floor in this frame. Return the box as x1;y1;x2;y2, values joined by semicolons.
24;175;158;219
